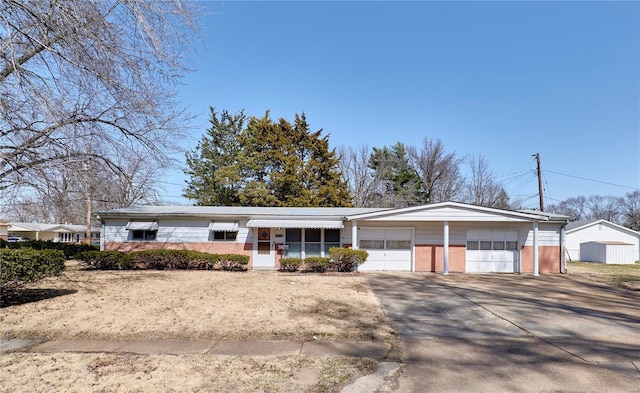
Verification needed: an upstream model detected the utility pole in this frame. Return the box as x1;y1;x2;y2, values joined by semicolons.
534;153;544;212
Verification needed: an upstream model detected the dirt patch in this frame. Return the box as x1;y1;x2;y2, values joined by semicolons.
1;268;395;342
0;352;377;393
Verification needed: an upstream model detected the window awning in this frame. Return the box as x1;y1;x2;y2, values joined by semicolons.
125;221;159;231
246;219;344;229
208;221;239;232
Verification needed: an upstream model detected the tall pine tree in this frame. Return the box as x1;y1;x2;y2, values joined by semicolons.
184;110;352;207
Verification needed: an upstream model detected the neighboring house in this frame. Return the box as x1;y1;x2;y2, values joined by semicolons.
565;219;640;262
7;223;101;243
0;221;8;241
97;201;572;274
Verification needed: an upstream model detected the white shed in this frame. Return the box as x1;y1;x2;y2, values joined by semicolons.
566;219;640;262
579;241;636;264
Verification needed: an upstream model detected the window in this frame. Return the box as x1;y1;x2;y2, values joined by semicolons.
285;228;302;258
506;241;518;251
360;240;384;249
212;231;237;241
305;228;321;257
386;240;411;249
132;230;157;241
467;241;479;250
324;228;341;255
492;241;505;250
480;241;492;250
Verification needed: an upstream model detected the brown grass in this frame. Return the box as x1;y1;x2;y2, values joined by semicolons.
0;353;377;393
0;262;395;392
1;263;395;342
567;261;640;290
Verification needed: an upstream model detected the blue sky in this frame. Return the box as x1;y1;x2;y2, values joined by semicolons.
164;1;639;208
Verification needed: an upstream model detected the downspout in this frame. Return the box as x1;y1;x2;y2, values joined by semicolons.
560;221;568;274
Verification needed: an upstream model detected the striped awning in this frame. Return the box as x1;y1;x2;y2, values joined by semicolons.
125;221;159;231
208;221;239;232
246;219;344;229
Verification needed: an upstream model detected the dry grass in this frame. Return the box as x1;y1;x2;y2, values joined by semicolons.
0;262;395;392
0;353;377;393
1;262;395;342
567;261;640;290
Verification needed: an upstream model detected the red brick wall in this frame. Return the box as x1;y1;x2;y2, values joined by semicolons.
415;244;465;273
521;246;561;273
104;241;254;268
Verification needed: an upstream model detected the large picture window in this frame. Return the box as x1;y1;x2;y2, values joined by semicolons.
284;228;341;258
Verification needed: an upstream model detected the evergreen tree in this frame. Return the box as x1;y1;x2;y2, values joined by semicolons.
184;110;352;207
183;108;246;205
368;142;424;207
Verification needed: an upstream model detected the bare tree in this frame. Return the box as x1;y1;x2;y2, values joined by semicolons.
619;190;640;231
462;154;507;207
407;138;464;203
0;0;199;197
587;195;620;222
338;145;381;207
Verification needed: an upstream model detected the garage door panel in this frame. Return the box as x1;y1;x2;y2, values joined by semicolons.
359;228;412;272
466;230;519;273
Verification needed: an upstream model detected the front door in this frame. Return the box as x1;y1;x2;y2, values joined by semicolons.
253;228;274;269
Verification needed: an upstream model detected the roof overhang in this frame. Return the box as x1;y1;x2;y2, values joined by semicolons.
246;219;344;229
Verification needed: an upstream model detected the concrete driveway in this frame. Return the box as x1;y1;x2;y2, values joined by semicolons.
366;273;640;393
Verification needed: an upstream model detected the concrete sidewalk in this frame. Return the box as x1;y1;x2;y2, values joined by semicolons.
1;338;391;359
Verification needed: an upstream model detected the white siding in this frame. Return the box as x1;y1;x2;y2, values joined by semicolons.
103;218;251;244
580;242;636;264
567;223;640;261
522;223;561;247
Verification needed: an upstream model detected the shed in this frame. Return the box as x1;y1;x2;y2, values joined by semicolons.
579;241;636;264
565;219;640;262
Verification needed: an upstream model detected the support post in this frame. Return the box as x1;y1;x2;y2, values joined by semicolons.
443;221;449;275
351;220;358;249
533;221;539;276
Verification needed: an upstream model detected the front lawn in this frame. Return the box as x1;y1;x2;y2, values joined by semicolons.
567;261;640;291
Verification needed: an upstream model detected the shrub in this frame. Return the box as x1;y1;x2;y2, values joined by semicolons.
328;248;369;272
279;257;302;272
304;257;330;273
0;239;98;259
218;254;250;271
75;250;133;270
0;248;65;291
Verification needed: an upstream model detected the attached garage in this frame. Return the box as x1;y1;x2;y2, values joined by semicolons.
466;230;519;273
358;228;413;271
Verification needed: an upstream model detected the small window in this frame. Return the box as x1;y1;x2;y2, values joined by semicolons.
493;241;505;250
480;241;492;250
386;240;411;250
506;241;518;251
132;230;157;241
360;240;384;249
286;228;301;242
467;241;479;250
212;231;237;241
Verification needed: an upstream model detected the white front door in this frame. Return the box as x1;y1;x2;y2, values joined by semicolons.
253;228;275;269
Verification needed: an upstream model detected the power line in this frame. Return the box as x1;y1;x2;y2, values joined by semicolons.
545;169;639;191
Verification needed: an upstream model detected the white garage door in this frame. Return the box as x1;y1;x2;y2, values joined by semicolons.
466;230;519;273
358;228;412;271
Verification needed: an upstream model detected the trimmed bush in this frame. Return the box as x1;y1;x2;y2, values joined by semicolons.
304;257;330;273
328;248;369;272
0;248;65;290
0;239;98;259
75;250;133;270
218;253;250;271
279;257;302;272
